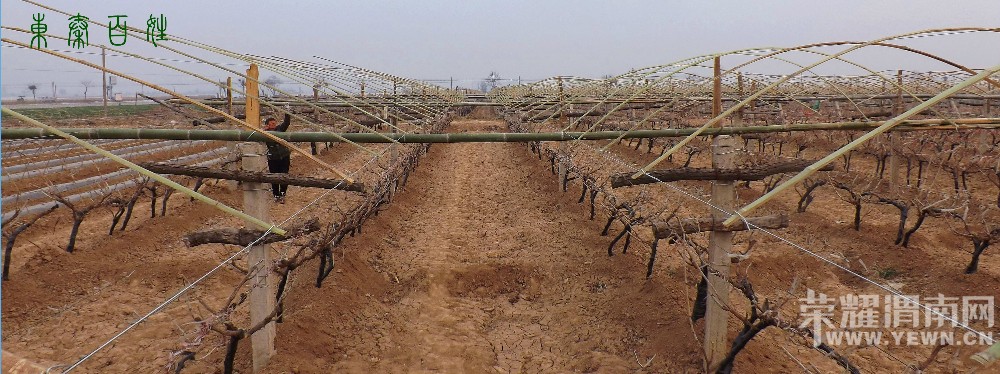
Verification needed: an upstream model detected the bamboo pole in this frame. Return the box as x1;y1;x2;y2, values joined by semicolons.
972;341;1000;365
5;118;998;143
1;107;286;235
721;63;1000;227
0;38;353;183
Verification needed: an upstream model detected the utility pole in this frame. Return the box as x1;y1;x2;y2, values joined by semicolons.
243;64;275;373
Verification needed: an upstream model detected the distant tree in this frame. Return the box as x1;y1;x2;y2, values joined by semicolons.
81;80;93;99
479;71;501;92
27;83;38;100
263;75;282;97
237;78;246;97
313;76;329;98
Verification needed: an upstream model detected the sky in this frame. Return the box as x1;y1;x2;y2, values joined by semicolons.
1;0;999;98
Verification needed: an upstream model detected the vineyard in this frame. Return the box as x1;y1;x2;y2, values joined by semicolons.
2;3;1000;373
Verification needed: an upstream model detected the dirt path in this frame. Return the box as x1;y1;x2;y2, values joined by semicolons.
263;120;698;373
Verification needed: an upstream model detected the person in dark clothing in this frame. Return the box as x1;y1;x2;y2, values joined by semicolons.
264;113;291;203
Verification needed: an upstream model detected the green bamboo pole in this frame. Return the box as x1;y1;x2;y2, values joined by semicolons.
1;107;287;236
4;118;998;143
972;342;1000;365
721;63;1000;227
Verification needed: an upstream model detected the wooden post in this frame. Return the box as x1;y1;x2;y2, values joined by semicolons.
712;57;722;118
312;86;321;153
226;77;233;115
556;76;568;188
705;56;734;372
705;135;736;371
557;76;566;127
101;46;108;117
243;64;275;373
736;72;744;98
889;70;902;187
225;77;238;189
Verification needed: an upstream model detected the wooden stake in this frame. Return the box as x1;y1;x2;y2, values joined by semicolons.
558;76;567;127
889;70;902;188
226;77;233;115
101;46;107;117
557;76;568;186
705;55;734;371
244;64;276;373
313;86;322;153
705;136;737;371
226;76;237;188
736;72;745;119
712;57;722;117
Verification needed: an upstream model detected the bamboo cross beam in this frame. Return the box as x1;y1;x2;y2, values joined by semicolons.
1;107;287;236
4;118;999;143
720;62;1000;228
0;38;353;183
